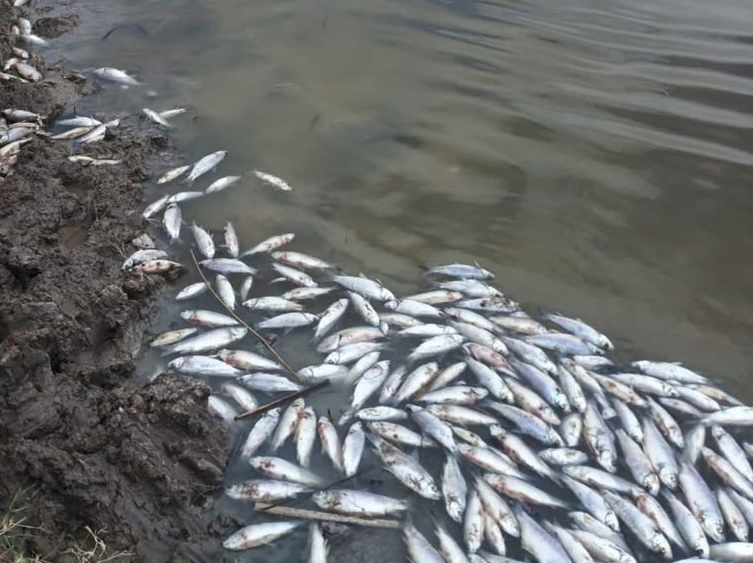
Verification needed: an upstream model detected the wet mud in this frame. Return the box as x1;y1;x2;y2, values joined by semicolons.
0;2;226;561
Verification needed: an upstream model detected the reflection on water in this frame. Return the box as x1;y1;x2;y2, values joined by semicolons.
48;0;753;558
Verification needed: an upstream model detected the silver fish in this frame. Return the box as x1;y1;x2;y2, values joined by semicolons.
562;475;620;532
215;275;236;310
317;326;385;354
223;383;258;411
166;190;204;204
426;362;467;392
563;465;640;496
241;233;296;256
634;491;686;550
240;408;281;458
678;460;725;542
491;427;558;481
180;309;238;328
546;313;613;350
239;373;302;393
150;328;199;348
248;456;324;487
143;194;170;218
441;455;467;522
142;108;170;127
526;333;596;356
603;491;671;559
167;327;246;355
663;490;709;557
436;279;501;298
324;342;386;365
356;407;409;422
218;349;282;371
701;447;753;500
282;287;335;301
392;362;440;404
244;296;303;312
341;421;365;477
539;448;589;466
475;476;519;537
272;251;332;270
239;276;254;301
253;170;293;191
186;150;227;184
403;522;444;563
482;512;506;556
159;107;188;119
259;312;318;330
643;417;679;489
122;249;167;270
348;291;381;327
369;434;440;499
407;405;457;453
683;424;706;464
458;443;527;479
406;289;463;304
206;175;241;194
632;360;708;384
317;415;344;473
418;385;488;406
712;426;753;482
543;523;594;563
222;222;239;257
486;404;563;446
366;424;437;448
223;521;301;551
515;506;574;563
314;298;349;340
435;523;471;563
225;479;310;502
93;67;141;85
270;399;305;451
567;529;635;563
208;396;237;424
296;407;317;467
427;263;494;280
466;358;513;402
484;473;570;509
717;488;749;542
168;355;241;377
313;489;408;517
272;262;317;287
560;413;583;447
331;275;396;302
464;489;485;553
306;523;328;563
162;203;181;242
408;334;464;362
615;429;659;495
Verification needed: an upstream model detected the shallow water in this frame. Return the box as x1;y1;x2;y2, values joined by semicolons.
45;0;753;559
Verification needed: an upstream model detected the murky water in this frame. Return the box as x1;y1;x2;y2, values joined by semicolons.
47;0;753;559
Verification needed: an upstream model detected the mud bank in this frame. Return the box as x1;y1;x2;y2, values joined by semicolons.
0;2;226;561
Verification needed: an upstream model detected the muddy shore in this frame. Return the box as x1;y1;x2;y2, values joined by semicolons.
0;2;227;561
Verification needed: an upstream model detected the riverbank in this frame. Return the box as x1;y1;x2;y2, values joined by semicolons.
0;2;227;561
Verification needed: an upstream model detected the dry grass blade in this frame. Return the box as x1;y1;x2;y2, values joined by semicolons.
188;249;301;381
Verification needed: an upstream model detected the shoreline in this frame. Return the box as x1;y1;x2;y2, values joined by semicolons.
0;2;227;561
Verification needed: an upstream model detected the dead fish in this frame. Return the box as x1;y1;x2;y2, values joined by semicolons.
143;194;170;218
207;395;237;424
180;309;238;328
57;116;102;128
241;233;296;256
201;258;257;275
313;489;408;517
142;108;170;127
369;434;441;500
403;522;444;563
157;164;190;184
163;203;182;242
133;259;184;275
223;521;301;551
215;275;236;310
14;62;41;82
253;169;293;191
306;523;328;563
317;415;344;473
185;150;227;184
159;107;188;119
239;409;281;459
175;282;207;301
167;327;247;355
206;175;241;195
122;249;167;270
93;67;141;86
225;479;310;502
150;328;199;348
426;263;494;280
248;456;324;487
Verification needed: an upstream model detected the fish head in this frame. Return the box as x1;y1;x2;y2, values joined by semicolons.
167;357;184;371
311;490;335;508
547;429;565;447
701;513;725;543
644;474;661;496
659;467;678;489
652;534;672;560
605;511;620;532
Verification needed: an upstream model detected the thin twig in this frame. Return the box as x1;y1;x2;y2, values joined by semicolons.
189;249;301;381
255;503;399;529
234;380;330;420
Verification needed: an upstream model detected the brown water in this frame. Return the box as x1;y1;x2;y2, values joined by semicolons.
48;0;753;558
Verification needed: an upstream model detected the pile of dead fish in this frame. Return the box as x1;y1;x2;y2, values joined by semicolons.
131;181;753;562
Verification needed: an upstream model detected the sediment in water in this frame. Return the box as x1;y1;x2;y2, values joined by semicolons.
0;1;227;561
